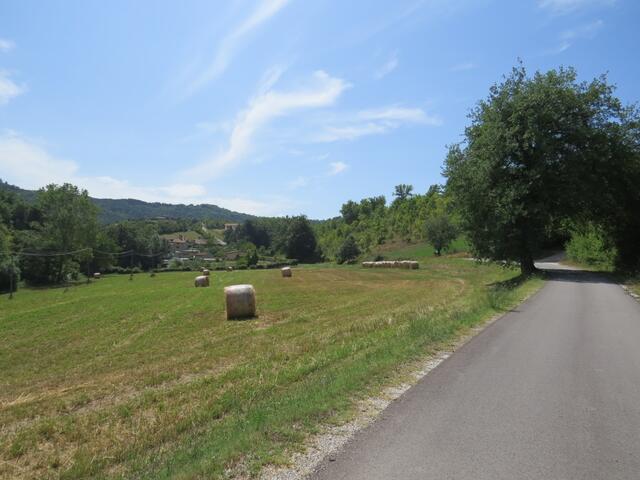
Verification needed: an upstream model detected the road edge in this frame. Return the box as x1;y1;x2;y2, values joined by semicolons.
258;278;545;480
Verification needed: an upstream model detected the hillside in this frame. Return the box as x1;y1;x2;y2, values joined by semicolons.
0;180;253;224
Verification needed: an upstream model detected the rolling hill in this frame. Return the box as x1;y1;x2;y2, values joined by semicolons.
0;180;253;224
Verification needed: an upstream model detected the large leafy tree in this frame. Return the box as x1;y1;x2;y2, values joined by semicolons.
425;214;457;256
285;216;319;262
444;65;640;274
336;235;360;264
20;184;99;284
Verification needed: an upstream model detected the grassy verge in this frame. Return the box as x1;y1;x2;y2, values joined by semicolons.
622;275;640;297
0;255;542;479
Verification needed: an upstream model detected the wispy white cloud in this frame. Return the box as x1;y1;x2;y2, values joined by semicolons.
561;19;604;40
0;71;26;105
374;52;399;79
0;38;14;52
450;62;476;72
538;0;615;14
184;0;291;96
184;70;349;180
0;131;292;216
546;19;604;54
315;106;441;143
328;161;348;176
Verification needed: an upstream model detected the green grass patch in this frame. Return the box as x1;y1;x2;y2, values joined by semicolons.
0;254;541;479
370;236;470;261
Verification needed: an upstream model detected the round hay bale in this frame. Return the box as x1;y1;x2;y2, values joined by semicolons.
194;275;210;287
225;284;256;320
281;266;292;278
202;269;210;276
93;272;101;279
226;266;234;272
410;261;419;269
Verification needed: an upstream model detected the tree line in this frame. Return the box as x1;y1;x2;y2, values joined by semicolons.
0;184;171;291
3;64;639;290
223;184;459;265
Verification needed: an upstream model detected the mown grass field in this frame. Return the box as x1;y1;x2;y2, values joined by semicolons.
0;252;542;479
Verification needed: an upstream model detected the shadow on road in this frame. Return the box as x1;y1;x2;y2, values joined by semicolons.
539;268;617;285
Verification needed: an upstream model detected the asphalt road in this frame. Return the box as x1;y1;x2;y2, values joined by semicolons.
309;264;640;480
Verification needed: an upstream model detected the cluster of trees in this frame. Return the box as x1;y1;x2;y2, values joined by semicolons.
1;184;170;291
445;65;640;274
223;216;321;263
315;184;458;263
221;185;460;265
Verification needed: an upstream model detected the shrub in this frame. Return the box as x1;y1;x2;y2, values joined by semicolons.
566;224;616;269
336;236;360;264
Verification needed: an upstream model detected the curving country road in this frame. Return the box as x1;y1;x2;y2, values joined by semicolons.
309;262;640;480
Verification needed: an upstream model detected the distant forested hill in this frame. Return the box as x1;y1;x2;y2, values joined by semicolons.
0;180;253;223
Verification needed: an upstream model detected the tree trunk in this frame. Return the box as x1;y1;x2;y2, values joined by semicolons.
519;252;537;276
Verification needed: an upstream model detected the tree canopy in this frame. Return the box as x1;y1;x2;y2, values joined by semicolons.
444;65;640;274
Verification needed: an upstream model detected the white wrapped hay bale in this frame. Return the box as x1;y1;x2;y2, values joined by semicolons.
410;261;419;269
93;272;101;279
226;266;234;272
225;284;256;320
194;275;210;287
202;269;210;276
281;266;292;277
362;262;373;268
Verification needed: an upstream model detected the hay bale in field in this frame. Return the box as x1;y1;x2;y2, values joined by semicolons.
410;261;419;269
93;272;101;279
281;266;292;277
362;262;372;268
226;266;234;272
194;275;210;287
202;269;210;276
224;284;256;320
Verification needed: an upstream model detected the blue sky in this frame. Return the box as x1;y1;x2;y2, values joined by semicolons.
0;0;638;218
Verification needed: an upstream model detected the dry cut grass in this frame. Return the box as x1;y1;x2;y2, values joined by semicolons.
0;255;541;479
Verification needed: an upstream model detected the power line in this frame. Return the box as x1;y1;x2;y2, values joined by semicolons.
4;248;166;258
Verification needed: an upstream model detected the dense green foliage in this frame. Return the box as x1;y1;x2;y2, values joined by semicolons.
445;65;640;273
565;224;616;269
0;184;172;290
316;184;456;260
425;213;458;256
336;235;360;264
